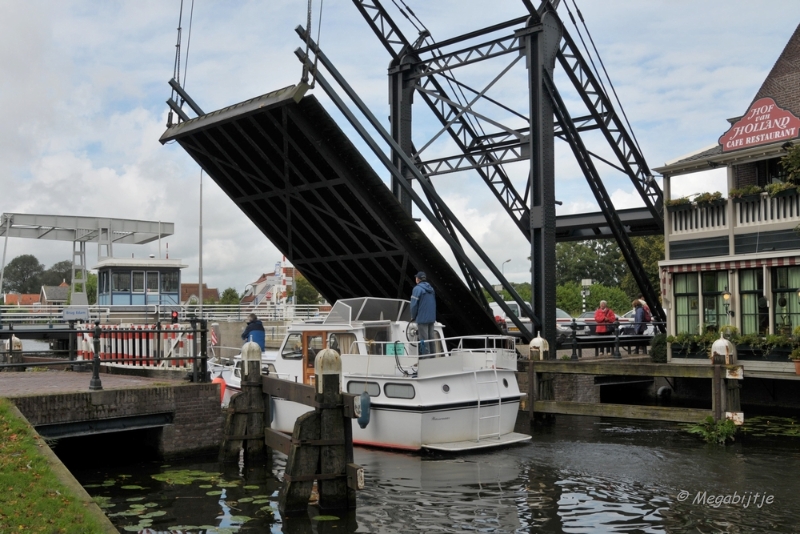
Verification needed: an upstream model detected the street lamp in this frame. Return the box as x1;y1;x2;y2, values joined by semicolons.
501;259;511;276
722;287;733;324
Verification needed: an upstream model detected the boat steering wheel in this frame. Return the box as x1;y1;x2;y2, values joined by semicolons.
406;322;419;347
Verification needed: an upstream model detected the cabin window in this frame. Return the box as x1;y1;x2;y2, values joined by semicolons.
347;381;380;397
673;273;699;335
739;269;767;335
701;271;729;329
281;333;303;360
99;271;109;294
772;266;800;332
132;271;145;293
306;335;324;366
365;326;390;355
147;272;159;293
384;383;415;399
112;272;131;292
162;272;179;293
328;333;356;354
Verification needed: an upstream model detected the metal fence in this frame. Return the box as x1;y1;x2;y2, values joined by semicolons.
0;303;329;325
0;321;210;389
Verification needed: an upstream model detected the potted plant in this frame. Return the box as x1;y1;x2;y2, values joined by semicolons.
729;184;763;203
790;347;800;375
665;196;692;212
764;181;798;198
694;191;726;207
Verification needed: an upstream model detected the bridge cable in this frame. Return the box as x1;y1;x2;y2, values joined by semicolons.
301;0;324;88
568;0;644;156
181;0;195;89
167;0;185;127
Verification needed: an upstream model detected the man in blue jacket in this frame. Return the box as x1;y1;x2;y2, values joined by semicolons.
241;313;266;351
410;271;436;355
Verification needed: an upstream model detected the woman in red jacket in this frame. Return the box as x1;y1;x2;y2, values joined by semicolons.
594;300;616;355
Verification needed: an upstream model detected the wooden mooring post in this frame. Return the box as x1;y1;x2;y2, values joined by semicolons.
218;346;364;515
219;342;265;462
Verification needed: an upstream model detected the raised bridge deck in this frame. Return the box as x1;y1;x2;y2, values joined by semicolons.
159;84;498;339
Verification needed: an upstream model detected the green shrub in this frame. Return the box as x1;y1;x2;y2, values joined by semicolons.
650;333;667;363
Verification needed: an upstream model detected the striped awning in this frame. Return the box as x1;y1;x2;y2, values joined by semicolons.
662;256;800;274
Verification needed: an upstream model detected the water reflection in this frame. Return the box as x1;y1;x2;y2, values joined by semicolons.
69;416;800;533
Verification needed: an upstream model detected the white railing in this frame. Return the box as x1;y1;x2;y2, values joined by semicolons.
0;303;329;325
736;192;800;228
669;202;728;235
668;191;800;237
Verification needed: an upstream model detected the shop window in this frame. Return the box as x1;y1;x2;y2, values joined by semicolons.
674;273;699;334
702;271;729;330
772;267;800;333
739;269;767;335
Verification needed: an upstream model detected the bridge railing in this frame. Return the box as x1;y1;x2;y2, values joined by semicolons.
0;303;329;325
0;321;211;388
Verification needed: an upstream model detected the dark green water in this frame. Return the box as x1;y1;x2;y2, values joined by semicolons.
63;416;800;533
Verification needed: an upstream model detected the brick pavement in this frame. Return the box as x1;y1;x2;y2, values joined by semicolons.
0;369;184;398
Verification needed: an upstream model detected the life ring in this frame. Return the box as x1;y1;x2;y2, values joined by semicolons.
212;377;226;403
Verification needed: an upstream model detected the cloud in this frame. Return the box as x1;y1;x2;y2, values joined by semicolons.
2;0;798;296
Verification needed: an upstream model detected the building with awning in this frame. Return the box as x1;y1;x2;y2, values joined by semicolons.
655;24;800;375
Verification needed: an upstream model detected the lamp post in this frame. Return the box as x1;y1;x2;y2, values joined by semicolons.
501;259;511;276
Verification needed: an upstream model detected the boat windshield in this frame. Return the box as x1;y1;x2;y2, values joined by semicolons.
325;298;411;324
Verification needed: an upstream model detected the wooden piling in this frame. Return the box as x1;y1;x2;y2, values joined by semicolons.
279;410;321;515
219;342;265;462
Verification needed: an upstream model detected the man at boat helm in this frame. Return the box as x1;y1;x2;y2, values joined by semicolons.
411;271;436;356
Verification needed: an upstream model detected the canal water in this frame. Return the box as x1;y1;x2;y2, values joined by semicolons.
63;415;800;533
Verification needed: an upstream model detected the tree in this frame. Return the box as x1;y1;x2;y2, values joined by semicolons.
219;287;240;305
3;254;44;294
618;235;665;300
555;240;626;287
41;260;73;286
291;273;320;305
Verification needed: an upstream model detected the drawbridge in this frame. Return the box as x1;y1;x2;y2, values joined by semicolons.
161;0;666;344
159;85;499;337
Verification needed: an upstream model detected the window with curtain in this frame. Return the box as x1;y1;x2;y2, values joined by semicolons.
772;267;800;332
739;269;767;335
702;271;729;330
674;273;699;334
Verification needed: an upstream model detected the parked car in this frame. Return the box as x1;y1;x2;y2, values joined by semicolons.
489;302;582;341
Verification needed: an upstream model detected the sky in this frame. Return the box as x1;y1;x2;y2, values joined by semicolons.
2;1;800;297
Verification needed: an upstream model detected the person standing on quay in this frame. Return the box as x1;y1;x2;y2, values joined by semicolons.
411;271;436;356
594;300;616;355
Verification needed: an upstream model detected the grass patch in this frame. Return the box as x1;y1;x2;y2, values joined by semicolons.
0;398;110;533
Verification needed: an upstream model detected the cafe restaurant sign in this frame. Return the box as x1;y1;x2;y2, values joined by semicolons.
719;97;800;152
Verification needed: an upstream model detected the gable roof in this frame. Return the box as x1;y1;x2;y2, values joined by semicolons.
40;285;70;303
656;24;800;176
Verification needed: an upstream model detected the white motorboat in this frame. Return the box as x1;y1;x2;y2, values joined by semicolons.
210;297;530;452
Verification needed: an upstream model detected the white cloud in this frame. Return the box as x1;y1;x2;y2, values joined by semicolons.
2;1;799;295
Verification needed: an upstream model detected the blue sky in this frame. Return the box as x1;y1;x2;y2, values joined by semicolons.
2;1;799;295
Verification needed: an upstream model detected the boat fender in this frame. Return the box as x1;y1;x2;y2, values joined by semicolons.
357;391;371;429
212;377;226;403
